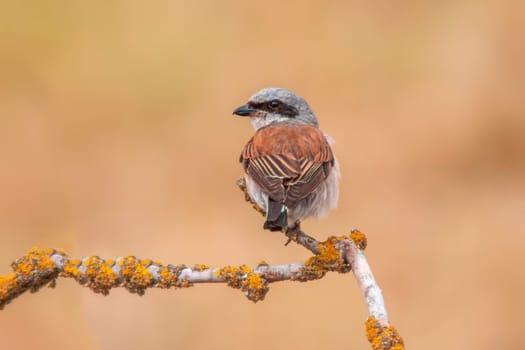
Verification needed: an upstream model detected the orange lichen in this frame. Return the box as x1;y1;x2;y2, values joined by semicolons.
0;247;63;309
0;274;18;297
92;261;118;295
178;279;192;288
119;256;154;295
0;273;21;309
157;265;192;289
66;255;118;295
296;236;351;281
216;265;243;288
350;230;368;250
141;259;153;266
12;247;57;278
243;272;267;301
365;316;405;350
1;240;359;312
63;259;82;279
84;256;103;278
13;247;59;285
158;266;177;288
135;264;153;282
192;264;210;272
216;265;269;302
39;249;58;270
317;237;342;265
239;265;252;274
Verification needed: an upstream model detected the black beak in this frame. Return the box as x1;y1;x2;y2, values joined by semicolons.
233;104;256;117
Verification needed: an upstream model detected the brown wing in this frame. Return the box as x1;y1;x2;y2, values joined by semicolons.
240;123;334;208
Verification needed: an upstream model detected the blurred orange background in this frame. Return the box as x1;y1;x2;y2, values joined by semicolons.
1;1;524;349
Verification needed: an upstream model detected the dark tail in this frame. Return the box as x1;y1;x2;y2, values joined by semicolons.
263;199;287;231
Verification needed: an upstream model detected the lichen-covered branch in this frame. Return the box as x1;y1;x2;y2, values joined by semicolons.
365;316;405;350
341;232;405;349
0;180;405;350
237;178;404;349
341;232;388;326
0;232;354;310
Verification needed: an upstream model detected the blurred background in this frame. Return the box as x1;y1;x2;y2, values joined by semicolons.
1;1;524;349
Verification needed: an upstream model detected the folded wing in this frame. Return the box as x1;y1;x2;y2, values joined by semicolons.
240;123;334;209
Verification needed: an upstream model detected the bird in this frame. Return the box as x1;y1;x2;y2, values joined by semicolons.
233;87;340;232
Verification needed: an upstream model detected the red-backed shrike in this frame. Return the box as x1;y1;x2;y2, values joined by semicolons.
233;87;340;231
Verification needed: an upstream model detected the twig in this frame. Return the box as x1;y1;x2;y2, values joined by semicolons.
341;230;388;326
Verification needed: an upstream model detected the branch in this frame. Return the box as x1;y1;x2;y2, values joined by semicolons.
237;178;404;349
0;231;354;310
0;179;405;350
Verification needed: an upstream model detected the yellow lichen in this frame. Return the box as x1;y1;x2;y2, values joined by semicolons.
11;247;59;279
141;259;153;266
73;256;118;295
216;265;243;288
93;261;118;294
178;279;191;288
120;256;138;277
216;265;268;302
63;264;79;278
63;260;81;279
158;266;177;288
13;247;55;277
239;265;252;274
242;272;268;301
365;316;405;350
297;236;351;281
84;256;102;277
244;272;264;290
0;247;62;307
42;248;57;255
158;263;193;289
38;254;56;271
118;256;154;295
0;274;18;297
192;264;210;272
350;230;368;250
135;264;153;282
317;237;342;265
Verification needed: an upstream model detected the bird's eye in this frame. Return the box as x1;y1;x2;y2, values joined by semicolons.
269;100;280;109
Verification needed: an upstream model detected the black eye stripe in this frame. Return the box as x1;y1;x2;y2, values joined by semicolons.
248;100;299;117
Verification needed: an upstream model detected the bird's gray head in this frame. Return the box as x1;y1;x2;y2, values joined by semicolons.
232;87;319;130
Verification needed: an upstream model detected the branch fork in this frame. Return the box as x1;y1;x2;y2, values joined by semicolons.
0;178;404;350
